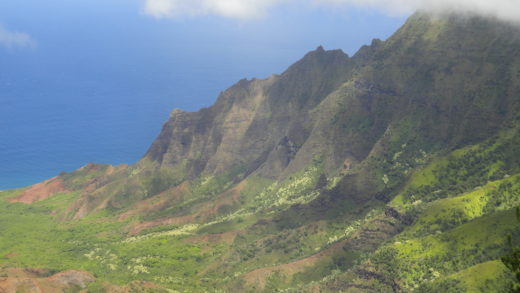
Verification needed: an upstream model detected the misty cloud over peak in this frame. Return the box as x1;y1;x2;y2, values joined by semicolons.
143;0;520;23
330;0;520;22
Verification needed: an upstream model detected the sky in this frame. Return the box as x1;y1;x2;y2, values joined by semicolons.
0;0;409;189
0;0;411;108
143;0;520;23
0;0;518;189
1;1;518;106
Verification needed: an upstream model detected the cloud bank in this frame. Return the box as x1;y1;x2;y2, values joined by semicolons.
143;0;520;23
0;25;36;49
144;0;283;19
322;0;520;22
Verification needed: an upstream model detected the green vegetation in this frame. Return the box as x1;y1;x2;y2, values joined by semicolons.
0;190;213;292
2;12;520;292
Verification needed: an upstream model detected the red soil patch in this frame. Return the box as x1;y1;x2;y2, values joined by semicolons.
5;253;18;259
179;179;248;223
241;240;348;290
240;214;402;290
0;269;94;293
185;231;237;245
2;268;50;279
119;181;190;222
128;179;248;235
105;280;166;293
197;179;247;217
8;177;70;204
79;164;127;193
129;215;196;235
46;270;95;288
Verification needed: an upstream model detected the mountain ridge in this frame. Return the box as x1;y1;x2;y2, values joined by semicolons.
1;12;520;292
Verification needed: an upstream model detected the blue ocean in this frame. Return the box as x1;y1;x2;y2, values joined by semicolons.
0;34;335;190
0;48;299;190
0;0;405;190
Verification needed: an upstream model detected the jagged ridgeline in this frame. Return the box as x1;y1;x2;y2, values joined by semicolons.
1;12;520;292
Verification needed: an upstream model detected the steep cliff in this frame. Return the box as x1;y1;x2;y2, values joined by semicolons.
142;46;354;180
142;12;520;204
1;12;520;293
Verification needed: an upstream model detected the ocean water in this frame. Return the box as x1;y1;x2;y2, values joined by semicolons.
0;80;196;189
0;59;282;190
0;2;407;190
0;45;309;190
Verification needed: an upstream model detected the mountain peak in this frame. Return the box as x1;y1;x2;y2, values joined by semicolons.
5;12;520;293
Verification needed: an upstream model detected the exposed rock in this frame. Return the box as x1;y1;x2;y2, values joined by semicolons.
0;269;94;293
142;47;354;180
7;177;69;204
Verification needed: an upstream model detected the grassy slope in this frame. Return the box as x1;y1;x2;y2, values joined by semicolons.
1;85;518;293
1;14;520;293
0;189;213;292
2;128;517;292
355;128;520;292
0;124;518;293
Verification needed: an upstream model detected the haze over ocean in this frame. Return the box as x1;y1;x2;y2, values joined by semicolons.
0;0;406;190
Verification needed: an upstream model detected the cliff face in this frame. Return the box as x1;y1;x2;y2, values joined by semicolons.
142;47;354;179
40;13;520;223
2;12;520;293
143;13;520;196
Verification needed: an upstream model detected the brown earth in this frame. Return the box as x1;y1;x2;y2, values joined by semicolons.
240;239;349;290
129;215;196;235
185;231;237;245
128;180;247;235
0;269;94;293
7;177;69;204
118;181;190;221
105;280;169;293
240;213;402;290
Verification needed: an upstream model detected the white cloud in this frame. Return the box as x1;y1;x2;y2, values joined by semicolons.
143;0;520;23
0;25;36;49
144;0;284;19
315;0;520;23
